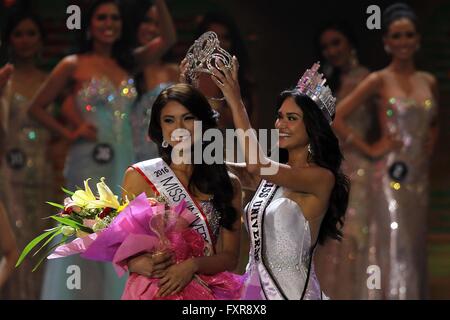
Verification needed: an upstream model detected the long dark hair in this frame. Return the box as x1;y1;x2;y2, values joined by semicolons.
197;12;254;116
276;91;350;244
382;3;418;35
314;20;359;93
78;0;135;72
149;83;238;230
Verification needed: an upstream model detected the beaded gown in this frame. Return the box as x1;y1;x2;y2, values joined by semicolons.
0;79;53;299
314;66;373;299
131;82;173;162
41;77;137;299
241;187;323;300
370;96;436;299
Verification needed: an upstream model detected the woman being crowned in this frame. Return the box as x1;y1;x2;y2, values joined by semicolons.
121;32;244;299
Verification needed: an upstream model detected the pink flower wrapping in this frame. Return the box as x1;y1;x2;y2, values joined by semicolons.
47;192;243;300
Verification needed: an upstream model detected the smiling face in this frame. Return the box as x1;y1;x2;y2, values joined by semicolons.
320;29;353;68
384;18;419;60
90;3;122;45
9;18;42;60
275;97;309;150
160;100;198;147
137;5;159;46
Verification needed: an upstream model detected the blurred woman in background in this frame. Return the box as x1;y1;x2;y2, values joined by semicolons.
28;0;176;299
334;3;439;299
313;21;372;300
0;11;53;299
131;0;178;163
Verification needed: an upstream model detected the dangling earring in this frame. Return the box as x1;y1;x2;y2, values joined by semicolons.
350;48;359;68
307;144;313;158
162;140;169;148
384;45;391;54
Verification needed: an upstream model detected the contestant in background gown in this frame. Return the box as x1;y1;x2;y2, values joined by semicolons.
131;0;178;162
40;78;137;299
312;21;372;299
132;82;173;162
333;3;439;299
27;0;176;299
0;12;54;299
371;96;436;299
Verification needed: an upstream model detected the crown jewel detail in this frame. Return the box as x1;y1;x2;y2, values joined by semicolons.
185;31;233;94
296;62;336;124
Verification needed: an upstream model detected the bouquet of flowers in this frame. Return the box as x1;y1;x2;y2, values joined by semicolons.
16;177;242;300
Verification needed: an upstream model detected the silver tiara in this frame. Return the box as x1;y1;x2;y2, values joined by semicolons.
185;31;233;100
296;62;336;124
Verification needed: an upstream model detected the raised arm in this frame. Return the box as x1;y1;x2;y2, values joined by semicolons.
210;58;334;197
134;0;177;67
0;201;19;289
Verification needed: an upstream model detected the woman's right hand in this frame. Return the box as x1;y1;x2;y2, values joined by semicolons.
68;122;97;142
367;135;402;159
127;251;174;278
179;58;189;84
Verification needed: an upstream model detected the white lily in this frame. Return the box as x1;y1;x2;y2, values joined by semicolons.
87;177;120;209
70;179;97;208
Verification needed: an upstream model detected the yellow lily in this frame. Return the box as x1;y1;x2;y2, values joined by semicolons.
71;179;97;208
87;177;120;209
117;195;130;213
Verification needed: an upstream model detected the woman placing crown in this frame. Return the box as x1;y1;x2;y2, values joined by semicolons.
211;59;350;300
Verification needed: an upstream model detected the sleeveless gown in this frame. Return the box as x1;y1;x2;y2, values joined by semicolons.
1;84;53;299
371;97;436;299
241;187;323;300
41;77;137;299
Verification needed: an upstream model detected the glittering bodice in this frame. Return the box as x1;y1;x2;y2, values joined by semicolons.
384;97;435;180
2;92;51;183
5;92;51;149
262;189;314;299
76;77;137;144
199;199;222;243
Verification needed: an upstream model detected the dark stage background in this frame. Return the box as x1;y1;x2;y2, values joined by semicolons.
1;0;449;298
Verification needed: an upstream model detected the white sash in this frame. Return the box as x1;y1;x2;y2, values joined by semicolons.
132;158;215;251
246;179;287;300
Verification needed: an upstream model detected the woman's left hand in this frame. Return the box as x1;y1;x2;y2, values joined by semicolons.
211;56;243;108
156;259;197;297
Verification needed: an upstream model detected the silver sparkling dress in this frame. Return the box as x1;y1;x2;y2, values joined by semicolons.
1;85;53;299
371;97;436;299
242;188;323;300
